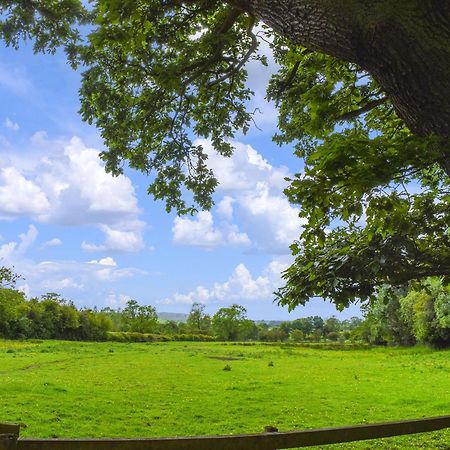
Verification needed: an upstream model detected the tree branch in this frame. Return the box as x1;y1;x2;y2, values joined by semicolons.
337;97;387;122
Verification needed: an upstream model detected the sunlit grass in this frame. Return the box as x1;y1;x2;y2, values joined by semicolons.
1;340;449;448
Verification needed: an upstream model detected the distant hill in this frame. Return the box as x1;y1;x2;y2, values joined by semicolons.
157;312;188;323
255;320;284;327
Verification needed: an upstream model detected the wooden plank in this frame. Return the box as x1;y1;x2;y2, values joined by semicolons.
16;415;450;450
0;435;18;450
0;424;19;436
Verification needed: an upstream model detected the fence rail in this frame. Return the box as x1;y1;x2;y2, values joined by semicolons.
1;415;449;450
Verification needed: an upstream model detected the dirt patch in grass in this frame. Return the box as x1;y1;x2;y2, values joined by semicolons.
207;356;243;361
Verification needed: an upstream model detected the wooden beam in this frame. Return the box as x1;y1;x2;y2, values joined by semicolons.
0;423;19;450
0;425;19;437
15;415;450;450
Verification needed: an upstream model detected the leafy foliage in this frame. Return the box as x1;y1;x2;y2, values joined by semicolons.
270;49;450;308
2;1;450;309
363;279;450;347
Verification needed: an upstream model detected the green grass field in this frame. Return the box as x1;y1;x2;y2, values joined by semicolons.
1;340;449;449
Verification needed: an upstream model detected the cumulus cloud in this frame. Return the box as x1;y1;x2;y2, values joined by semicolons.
172;211;250;249
0;135;145;252
0;167;50;218
4;117;19;131
0;225;145;302
159;256;290;305
82;224;145;252
174;139;304;252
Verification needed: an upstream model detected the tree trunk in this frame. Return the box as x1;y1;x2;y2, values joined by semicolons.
230;0;450;138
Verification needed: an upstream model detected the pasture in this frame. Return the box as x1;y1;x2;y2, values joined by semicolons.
0;340;449;448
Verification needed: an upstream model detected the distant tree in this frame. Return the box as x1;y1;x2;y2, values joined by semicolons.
400;279;450;347
212;304;249;341
326;331;340;342
0;266;22;289
160;320;181;335
363;286;415;346
122;299;158;333
39;293;80;339
324;316;341;335
187;302;211;334
79;309;113;340
0;288;27;338
289;329;304;342
258;326;287;342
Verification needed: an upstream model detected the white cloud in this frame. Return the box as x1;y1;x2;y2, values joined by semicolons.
239;182;301;248
0;167;50;218
41;238;62;248
0;226;145;301
172;210;249;249
217;196;235;220
1;135;145;252
88;256;117;267
105;292;131;309
41;277;84;290
175;139;304;252
159;256;290;305
82;224;145;252
0;224;38;259
4;118;19;131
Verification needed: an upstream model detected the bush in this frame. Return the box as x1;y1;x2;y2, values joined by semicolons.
106;331;216;343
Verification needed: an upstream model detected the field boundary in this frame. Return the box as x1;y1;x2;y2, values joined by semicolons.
1;415;450;449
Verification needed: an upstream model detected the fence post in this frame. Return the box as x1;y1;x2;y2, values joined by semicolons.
263;425;279;450
0;423;20;450
0;434;18;450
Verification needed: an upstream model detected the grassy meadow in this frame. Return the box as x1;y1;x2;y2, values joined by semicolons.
0;339;449;449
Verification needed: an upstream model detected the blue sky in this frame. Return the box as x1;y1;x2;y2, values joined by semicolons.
0;37;361;320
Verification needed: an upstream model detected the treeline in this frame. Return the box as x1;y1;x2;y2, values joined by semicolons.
0;267;448;346
0;286;361;342
360;278;450;348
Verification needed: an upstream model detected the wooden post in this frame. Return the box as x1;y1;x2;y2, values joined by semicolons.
263;425;279;450
0;434;18;450
0;423;20;450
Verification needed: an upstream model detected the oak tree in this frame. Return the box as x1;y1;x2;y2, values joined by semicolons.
1;0;449;309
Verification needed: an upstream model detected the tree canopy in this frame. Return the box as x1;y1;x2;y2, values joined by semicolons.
1;0;449;309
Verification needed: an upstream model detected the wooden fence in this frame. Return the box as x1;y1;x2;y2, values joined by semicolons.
1;415;450;450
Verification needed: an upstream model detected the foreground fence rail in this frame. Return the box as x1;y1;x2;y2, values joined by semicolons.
1;415;450;450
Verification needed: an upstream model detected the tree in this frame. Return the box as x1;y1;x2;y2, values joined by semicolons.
363;286;415;346
122;299;159;333
212;304;249;341
186;302;211;334
2;1;450;309
0;266;22;288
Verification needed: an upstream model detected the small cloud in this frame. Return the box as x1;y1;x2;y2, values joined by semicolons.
0;224;38;259
4;118;19;131
30;130;48;146
41;238;62;248
88;256;117;267
41;277;84;290
82;225;145;253
105;292;131;309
